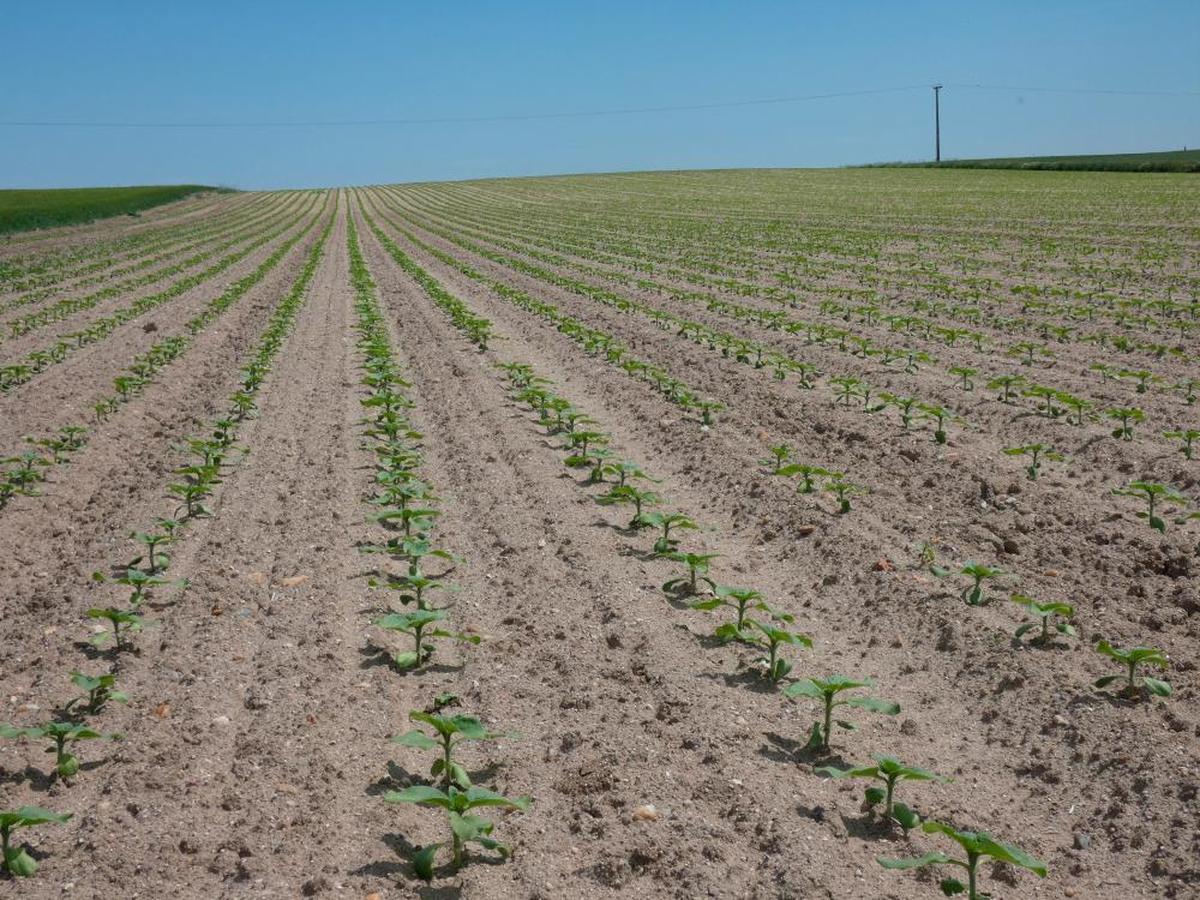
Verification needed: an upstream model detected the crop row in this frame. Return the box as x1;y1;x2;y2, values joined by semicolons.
0;192;321;392
0;202;334;879
346;211;531;877
372;190;1200;525
0;192;256;293
0;195;332;513
385;187;1196;415
371;200;1188;897
0;191;295;315
404;178;1196;339
358;193;723;424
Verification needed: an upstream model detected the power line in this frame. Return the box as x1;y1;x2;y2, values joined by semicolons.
948;82;1200;97
0;85;929;129
0;81;1194;130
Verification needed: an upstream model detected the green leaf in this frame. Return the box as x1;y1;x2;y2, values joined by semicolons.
864;786;886;806
783;679;824;700
392;651;420;669
4;845;38;877
939;877;966;896
392;729;439;751
1142;676;1173;697
463;787;531;811
845;697;901;715
893;802;920;831
877;851;953;870
1014;623;1036;638
449;811;492;844
1093;675;1120;689
384;785;450;808
973;834;1048;876
411;843;441;882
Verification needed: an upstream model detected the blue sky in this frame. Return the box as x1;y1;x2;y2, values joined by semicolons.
3;1;1197;189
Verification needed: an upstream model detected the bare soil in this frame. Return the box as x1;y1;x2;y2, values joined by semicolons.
1;173;1197;899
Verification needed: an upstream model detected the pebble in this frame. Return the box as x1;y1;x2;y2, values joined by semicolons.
1073;832;1091;850
632;804;659;822
211;715;231;728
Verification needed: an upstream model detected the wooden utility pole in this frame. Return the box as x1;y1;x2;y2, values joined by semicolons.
933;84;943;162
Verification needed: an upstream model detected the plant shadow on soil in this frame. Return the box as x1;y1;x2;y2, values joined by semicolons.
696;663;783;695
0;757;109;793
0;764;55;793
351;829;507;897
70;640;126;665
357;642;464;676
364;761;506;798
758;730;855;770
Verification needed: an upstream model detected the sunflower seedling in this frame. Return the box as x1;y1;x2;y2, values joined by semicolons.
370;571;453;611
919;403;951;444
816;755;947;832
376;609;480;670
384;784;531;879
662;551;719;596
1163;429;1198;460
760;444;793;473
1107;407;1145;440
988;373;1026;403
0;721;121;778
948;366;976;391
1002;444;1063;481
1112;481;1186;533
826;476;866;513
85;606;146;651
779;463;834;494
877;820;1047;899
1094;641;1171;698
597;484;661;529
1010;595;1076;645
691;585;791;642
932;562;1004;606
746;619;812;683
65;672;128;716
92;568;185;606
783;675;899;752
0;807;71;877
392;709;505;789
638;511;699;554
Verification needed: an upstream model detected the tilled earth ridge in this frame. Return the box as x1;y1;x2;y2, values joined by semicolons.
0;193;281;308
0;191;239;261
0;174;1195;899
0;192;316;361
352;194;1198;898
0;194;329;458
0;192;294;322
0;200;336;659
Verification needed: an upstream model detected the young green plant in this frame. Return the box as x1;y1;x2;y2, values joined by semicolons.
877;821;1047;899
783;675;899;752
384;784;530;880
1094;641;1171;698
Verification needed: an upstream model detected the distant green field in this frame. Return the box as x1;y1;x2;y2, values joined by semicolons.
0;185;222;234
864;148;1200;173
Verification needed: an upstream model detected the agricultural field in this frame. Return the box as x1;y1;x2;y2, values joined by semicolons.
868;148;1200;172
0;185;221;236
0;168;1197;899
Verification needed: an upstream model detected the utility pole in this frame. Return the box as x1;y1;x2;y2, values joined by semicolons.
932;84;943;162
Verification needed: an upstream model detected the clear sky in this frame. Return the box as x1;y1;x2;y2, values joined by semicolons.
3;1;1198;189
